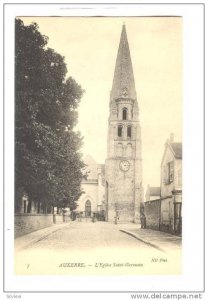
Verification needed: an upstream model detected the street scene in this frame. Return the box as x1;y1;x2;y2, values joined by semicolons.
14;17;182;275
15;221;181;275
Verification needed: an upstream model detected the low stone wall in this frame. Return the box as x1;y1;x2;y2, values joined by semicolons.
144;199;160;230
15;214;71;238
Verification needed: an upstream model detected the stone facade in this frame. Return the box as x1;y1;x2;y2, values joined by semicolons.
105;25;143;223
76;155;105;219
160;197;174;233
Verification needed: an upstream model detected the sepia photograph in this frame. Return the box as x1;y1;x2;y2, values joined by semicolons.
14;16;182;275
2;2;205;296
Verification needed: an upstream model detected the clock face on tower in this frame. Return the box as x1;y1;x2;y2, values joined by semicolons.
119;160;130;172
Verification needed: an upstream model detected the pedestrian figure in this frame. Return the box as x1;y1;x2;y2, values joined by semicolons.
140;212;146;229
114;212;119;225
71;211;76;221
92;213;96;223
62;209;66;223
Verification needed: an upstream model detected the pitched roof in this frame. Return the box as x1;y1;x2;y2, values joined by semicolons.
149;187;161;196
82;156;105;180
83;155;98;180
170;142;182;159
83;154;97;165
110;24;137;101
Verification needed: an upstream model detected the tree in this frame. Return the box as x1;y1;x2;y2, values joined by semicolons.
15;18;85;213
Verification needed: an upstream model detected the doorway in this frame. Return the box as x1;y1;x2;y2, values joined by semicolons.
174;202;182;235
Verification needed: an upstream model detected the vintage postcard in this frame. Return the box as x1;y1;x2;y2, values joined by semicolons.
14;15;182;276
3;2;205;296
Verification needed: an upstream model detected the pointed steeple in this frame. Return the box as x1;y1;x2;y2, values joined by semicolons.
110;24;137;101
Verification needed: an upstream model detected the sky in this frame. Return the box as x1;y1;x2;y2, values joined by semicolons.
20;16;182;189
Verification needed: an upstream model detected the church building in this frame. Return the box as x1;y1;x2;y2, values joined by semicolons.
77;24;143;222
76;155;105;219
105;24;143;223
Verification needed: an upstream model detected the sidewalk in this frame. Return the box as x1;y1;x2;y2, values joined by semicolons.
15;222;71;251
15;221;182;253
119;223;182;252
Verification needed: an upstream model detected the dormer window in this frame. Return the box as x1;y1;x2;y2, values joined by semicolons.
118;125;123;137
122;108;127;120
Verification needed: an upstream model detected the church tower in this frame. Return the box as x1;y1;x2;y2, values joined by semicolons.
105;24;143;223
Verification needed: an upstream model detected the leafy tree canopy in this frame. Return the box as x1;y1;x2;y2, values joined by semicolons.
15;18;85;213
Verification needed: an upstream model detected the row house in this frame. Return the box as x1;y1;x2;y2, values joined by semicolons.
145;134;182;235
160;134;182;234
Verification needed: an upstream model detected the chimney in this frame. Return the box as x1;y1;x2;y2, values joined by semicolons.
170;133;174;143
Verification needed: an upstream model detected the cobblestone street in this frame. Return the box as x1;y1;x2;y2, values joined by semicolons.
15;221;181;275
24;221;150;250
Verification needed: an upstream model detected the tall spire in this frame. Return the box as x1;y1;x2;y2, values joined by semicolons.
110;24;137;101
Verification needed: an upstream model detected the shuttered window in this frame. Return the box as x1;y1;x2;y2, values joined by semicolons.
169;161;174;182
163;161;174;184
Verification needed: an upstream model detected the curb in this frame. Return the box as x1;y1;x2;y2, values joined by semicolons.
15;222;71;251
120;229;165;253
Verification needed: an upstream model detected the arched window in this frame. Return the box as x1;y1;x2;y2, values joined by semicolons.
118;125;123;137
116;143;123;156
122;108;127;120
85;200;91;217
127;126;132;138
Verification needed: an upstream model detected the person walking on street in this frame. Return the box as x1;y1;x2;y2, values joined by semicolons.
140;212;146;229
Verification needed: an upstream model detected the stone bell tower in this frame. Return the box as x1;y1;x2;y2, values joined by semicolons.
105;24;143;223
